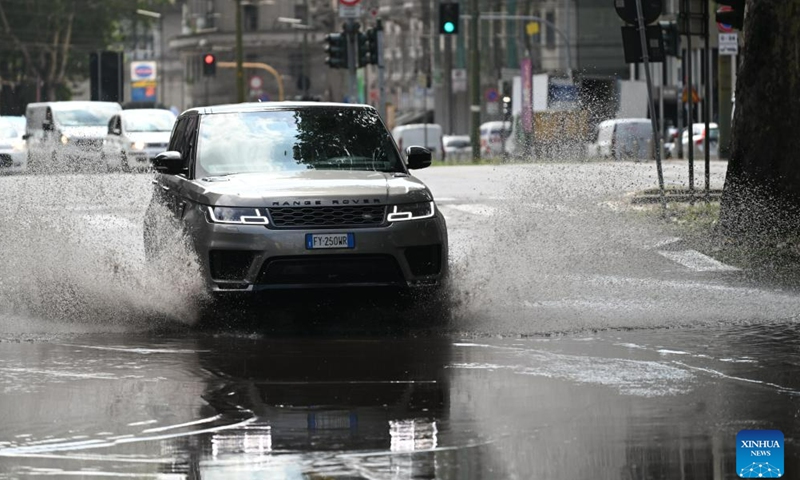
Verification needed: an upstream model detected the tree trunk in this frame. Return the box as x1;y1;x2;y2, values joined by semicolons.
718;0;800;241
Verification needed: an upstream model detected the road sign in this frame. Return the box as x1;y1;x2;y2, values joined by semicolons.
614;0;663;25
249;76;263;90
717;6;734;32
130;61;156;81
485;88;499;102
719;33;738;55
682;87;700;103
339;0;361;18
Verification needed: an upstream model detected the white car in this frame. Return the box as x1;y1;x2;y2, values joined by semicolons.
479;121;511;157
102;109;176;171
443;134;471;161
392;123;444;161
669;123;719;159
0;116;27;173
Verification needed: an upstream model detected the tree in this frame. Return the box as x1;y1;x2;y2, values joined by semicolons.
0;0;160;105
718;0;800;241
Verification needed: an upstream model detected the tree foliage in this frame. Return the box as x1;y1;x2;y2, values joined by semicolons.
719;0;800;240
0;0;162;104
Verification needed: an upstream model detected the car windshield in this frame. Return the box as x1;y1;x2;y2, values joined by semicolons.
196;108;404;177
53;105;120;127
0;120;20;139
123;110;176;132
446;138;470;148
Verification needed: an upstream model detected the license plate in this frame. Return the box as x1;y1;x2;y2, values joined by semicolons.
305;233;355;249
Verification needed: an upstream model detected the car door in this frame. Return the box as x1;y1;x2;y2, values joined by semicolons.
156;114;197;220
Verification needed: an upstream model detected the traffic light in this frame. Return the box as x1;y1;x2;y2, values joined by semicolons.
324;33;348;69
439;2;459;35
358;27;379;67
659;21;680;57
716;0;745;30
202;53;216;76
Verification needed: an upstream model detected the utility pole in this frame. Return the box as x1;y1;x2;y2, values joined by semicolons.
469;0;480;161
443;34;453;134
235;0;244;103
376;19;386;119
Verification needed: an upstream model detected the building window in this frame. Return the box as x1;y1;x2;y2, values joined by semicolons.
244;5;258;31
545;11;556;49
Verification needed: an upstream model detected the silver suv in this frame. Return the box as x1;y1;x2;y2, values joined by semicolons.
144;102;448;297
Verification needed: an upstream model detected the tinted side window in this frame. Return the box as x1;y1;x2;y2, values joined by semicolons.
168;117;187;153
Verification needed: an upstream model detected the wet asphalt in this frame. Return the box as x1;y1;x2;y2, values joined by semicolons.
1;161;799;479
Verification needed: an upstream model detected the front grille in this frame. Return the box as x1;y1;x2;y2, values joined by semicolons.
257;255;404;286
404;245;443;276
209;250;256;281
0;154;12;168
147;142;168;150
267;205;386;229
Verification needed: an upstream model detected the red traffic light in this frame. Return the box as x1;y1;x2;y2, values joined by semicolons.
204;54;215;65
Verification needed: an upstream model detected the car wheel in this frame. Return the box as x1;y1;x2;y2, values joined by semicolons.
120;152;131;173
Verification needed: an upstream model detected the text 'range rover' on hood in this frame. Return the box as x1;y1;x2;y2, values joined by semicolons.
190;170;433;207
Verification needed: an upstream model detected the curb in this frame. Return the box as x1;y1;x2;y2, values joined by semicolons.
630;189;723;204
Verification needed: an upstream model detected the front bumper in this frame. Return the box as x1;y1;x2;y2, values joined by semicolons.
185;205;449;292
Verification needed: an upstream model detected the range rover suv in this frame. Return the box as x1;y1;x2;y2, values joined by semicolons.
144;102;448;299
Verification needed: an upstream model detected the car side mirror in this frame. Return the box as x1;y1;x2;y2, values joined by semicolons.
42;121;53;132
22;134;30;140
405;146;432;170
152;151;185;175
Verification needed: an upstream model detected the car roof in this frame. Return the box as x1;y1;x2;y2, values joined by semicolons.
27;101;121;109
183;102;376;116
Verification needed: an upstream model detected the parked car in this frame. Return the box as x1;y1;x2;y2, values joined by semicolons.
0;116;27;173
587;118;653;160
479;121;512;157
669;123;719;159
102;108;176;171
144;102;449;304
392;123;444;161
25;101;122;172
443;134;472;161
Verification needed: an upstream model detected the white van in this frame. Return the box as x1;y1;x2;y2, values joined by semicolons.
25;101;122;172
391;123;444;161
479;121;512;157
587;118;653;160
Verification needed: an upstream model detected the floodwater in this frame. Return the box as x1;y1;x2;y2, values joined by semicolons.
1;163;799;478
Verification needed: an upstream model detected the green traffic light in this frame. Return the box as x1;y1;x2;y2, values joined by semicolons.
443;21;455;33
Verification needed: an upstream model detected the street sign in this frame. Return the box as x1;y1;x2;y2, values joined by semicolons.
682;87;700;103
614;0;663;25
719;33;739;55
485;88;499;102
249;76;263;90
452;69;467;93
130;61;156;82
717;6;734;32
339;0;361;18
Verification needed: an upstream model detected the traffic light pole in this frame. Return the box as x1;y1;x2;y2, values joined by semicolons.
346;20;358;103
376;19;386;119
235;0;244;103
469;0;480;161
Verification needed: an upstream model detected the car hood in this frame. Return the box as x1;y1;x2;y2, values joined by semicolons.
126;131;171;144
60;126;107;140
183;170;434;207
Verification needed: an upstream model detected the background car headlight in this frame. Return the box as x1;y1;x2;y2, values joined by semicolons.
131;141;146;151
387;201;435;222
60;134;69;145
208;206;269;225
11;139;26;152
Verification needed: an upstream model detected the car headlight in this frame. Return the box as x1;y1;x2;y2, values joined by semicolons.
131;141;146;151
387;201;435;222
11;139;26;152
208;206;269;225
60;134;69;145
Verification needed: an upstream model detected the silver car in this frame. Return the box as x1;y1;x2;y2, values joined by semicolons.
144;102;448;298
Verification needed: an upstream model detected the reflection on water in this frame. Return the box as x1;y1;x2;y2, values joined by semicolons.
189;334;452;478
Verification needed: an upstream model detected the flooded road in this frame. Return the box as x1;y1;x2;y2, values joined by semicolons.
0;325;798;479
1;162;799;478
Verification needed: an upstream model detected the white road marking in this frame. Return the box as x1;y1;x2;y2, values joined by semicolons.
657;250;740;272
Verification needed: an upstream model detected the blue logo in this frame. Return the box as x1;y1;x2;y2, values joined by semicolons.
737;430;784;478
